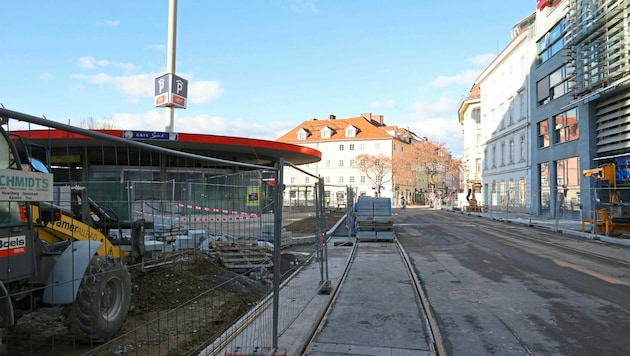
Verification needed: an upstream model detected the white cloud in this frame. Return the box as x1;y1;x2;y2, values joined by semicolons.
369;100;394;109
108;111;288;141
467;53;496;67
41;72;53;81
79;56;97;69
290;0;319;13
111;111;165;131
182;114;289;140
97;19;120;28
189;81;224;104
407;97;463;156
78;56;136;71
146;44;166;51
431;70;481;87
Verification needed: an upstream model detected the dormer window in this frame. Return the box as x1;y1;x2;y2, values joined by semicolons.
297;128;310;140
321;127;331;138
346;125;356;137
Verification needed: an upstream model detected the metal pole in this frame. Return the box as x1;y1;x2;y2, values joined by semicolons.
321;180;329;282
165;0;177;132
272;159;284;350
316;181;324;285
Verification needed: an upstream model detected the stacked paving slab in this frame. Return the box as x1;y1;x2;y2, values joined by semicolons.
354;197;394;241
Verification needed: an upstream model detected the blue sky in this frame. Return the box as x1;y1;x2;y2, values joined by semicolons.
1;1;536;156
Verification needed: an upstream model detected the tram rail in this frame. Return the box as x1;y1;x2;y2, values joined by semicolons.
301;239;445;355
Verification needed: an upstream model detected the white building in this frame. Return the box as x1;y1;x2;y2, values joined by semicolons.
476;13;536;213
276;113;417;207
458;84;483;208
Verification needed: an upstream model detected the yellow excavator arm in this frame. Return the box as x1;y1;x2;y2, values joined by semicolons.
30;204;129;259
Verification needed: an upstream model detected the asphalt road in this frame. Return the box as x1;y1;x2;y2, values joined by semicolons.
395;207;630;356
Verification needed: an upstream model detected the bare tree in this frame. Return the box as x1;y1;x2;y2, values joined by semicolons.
408;140;461;193
79;116;118;129
354;154;392;197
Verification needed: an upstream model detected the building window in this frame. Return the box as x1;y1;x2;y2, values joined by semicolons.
375;143;380;150
325;160;330;167
492;145;496;168
339;176;344;183
298;131;306;140
519;91;526;120
325;176;330;184
508;178;515;207
484;148;488;169
520;135;526;162
339;160;344;167
321;128;330;138
339;144;345;151
537;19;566;64
540;162;550;212
475;158;481;179
519;177;526;207
290;177;295;184
509;139;514;164
501;142;505;166
305;176;309;184
359;143;365;150
537;64;574;105
360;176;366;183
350;176;355;184
471;107;480;123
349;159;355;167
346;127;356;137
538;120;550;148
556;156;580;212
554;108;578;143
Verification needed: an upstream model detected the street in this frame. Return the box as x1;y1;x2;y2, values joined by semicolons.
395;207;630;355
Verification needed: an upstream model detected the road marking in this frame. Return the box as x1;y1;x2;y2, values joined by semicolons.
554;259;628;286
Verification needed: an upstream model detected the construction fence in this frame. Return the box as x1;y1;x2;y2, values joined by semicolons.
0;108;354;355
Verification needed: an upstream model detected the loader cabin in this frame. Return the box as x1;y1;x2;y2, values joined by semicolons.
581;157;630;236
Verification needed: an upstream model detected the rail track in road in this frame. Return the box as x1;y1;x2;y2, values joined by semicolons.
437;212;630;269
394;208;630;355
301;239;445;356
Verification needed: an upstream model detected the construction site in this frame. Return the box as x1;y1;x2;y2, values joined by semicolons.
0;107;350;355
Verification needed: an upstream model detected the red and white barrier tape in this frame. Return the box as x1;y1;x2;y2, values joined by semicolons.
175;203;261;217
137;211;261;223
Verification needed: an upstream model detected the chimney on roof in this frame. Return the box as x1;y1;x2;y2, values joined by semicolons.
361;113;372;120
374;115;384;125
329;114;336;120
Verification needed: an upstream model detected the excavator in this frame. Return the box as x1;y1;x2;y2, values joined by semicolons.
464;182;485;212
582;162;630;236
0;122;145;343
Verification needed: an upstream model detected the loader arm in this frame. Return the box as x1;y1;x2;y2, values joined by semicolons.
30;204;129;259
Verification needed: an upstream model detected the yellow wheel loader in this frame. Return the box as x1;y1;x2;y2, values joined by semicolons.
0;122;144;343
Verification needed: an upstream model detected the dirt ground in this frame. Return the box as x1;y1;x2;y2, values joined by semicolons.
283;210;346;235
6;211;346;356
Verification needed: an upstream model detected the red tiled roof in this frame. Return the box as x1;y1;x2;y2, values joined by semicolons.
276;114;394;143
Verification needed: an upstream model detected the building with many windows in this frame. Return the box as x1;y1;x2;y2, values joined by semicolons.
458;85;483;205
462;0;630;220
460;13;536;213
276;113;419;207
531;0;583;218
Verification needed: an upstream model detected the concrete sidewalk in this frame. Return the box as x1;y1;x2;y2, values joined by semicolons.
448;208;630;247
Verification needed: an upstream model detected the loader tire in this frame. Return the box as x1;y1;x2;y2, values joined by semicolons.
63;255;131;343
